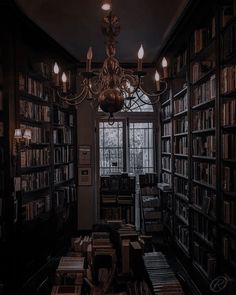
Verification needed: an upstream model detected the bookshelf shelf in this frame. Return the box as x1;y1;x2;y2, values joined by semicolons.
192;155;216;161
173;109;188;117
175;213;189;226
190;37;216;62
193;262;209;282
174;153;188;158
174;132;188;137
175;192;189;203
191;99;215;110
220;224;236;237
191;69;216;86
176;239;190;258
162;168;172;173
162;152;171;156
174;173;188;180
173;87;188;99
222;191;236;198
193;231;214;250
192;128;216;135
222;124;236;130
190;205;216;222
192;180;216;190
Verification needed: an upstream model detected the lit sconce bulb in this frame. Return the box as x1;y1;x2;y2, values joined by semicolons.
86;47;93;72
137;44;144;71
23;129;32;140
155;70;160;91
101;0;111;11
53;62;59;74
162;57;168;78
62;72;67;93
87;47;93;60
62;72;67;83
138;44;144;60
14;129;22;140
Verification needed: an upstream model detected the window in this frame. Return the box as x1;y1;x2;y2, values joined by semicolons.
98;91;156;176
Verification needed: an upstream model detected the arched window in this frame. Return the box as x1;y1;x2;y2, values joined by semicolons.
97;90;156;176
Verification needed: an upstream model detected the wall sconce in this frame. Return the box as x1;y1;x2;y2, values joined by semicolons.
14;128;32;146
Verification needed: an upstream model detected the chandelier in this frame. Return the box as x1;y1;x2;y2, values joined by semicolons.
53;0;168;122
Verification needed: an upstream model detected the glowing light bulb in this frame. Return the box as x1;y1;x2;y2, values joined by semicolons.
53;62;59;74
87;47;93;60
162;57;168;68
101;3;111;11
62;72;67;83
138;44;144;60
155;71;160;82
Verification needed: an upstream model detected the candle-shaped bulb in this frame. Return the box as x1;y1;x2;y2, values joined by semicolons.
138;44;144;60
101;0;111;11
162;57;168;78
53;62;59;74
155;70;160;91
87;47;93;60
62;72;67;83
162;57;168;68
62;72;67;93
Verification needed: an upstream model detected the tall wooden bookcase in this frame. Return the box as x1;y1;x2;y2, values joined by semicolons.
159;0;236;293
0;2;78;294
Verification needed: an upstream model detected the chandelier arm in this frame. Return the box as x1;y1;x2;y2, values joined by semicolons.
138;79;168;99
56;86;88;102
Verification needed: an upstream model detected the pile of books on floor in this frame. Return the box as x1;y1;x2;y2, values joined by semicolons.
143;252;184;294
52;256;85;295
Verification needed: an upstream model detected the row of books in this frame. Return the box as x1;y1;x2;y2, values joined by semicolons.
193;211;215;244
174;177;188;197
20;147;50;168
175;158;188;177
176;199;189;223
221;66;236;94
223;133;236;159
160;103;172;120
222;235;236;264
174;136;188;154
21;170;49;192
143;252;183;295
54;109;74;127
193;162;216;187
101;207;134;223
172;49;187;75
222;100;236;126
54;185;77;209
175;223;189;250
53;127;73;145
142;195;161;208
19;73;45;98
193;242;216;280
192;185;216;216
54;163;74;184
192;75;216;106
174;116;188;134
174;93;188;114
192;135;216;157
224;200;236;228
223;166;236;192
162;156;171;171
33;61;51;80
223;22;236;59
20;124;50;144
101;194;133;205
162;172;172;186
20;99;50;122
192;107;215;131
162;122;172;136
192;17;215;54
22;194;51;221
54;146;74;164
161;138;171;153
100;174;135;194
143;210;161;220
192;61;216;83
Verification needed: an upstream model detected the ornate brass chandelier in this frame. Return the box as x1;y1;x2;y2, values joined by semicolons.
53;0;168;121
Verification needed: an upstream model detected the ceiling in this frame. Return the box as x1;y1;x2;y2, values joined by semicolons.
15;0;189;63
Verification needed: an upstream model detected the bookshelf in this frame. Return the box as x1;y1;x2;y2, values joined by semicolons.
139;173;162;233
158;0;236;293
0;2;78;293
100;174;135;224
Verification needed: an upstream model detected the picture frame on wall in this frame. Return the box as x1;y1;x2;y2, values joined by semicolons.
79;145;91;165
78;167;92;186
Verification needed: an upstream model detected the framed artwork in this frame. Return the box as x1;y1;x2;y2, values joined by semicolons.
78;167;91;186
79;145;91;165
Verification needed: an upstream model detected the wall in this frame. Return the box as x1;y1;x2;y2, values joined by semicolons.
77;101;97;230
